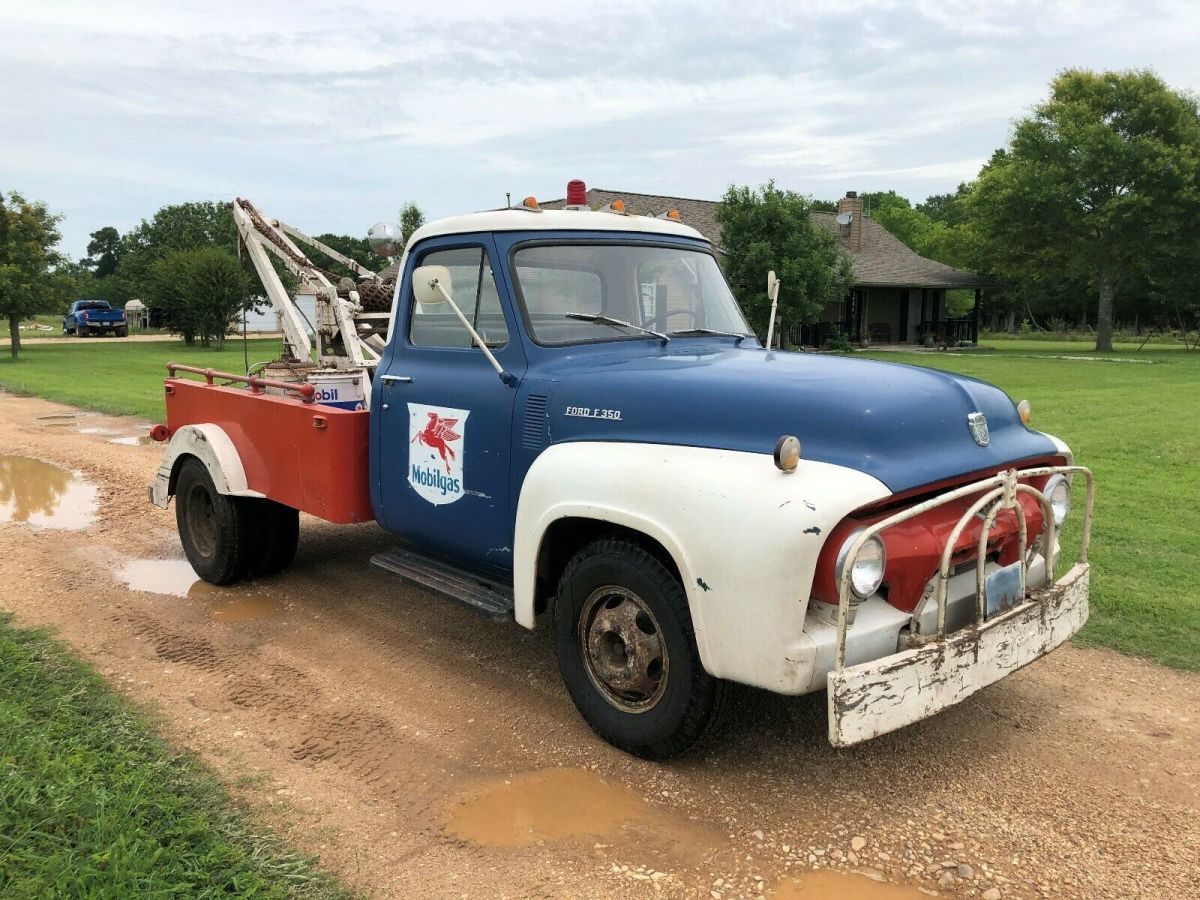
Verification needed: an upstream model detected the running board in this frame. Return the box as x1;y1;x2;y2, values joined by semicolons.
370;549;514;621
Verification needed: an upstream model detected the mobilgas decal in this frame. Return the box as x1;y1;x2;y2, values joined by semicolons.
408;403;469;506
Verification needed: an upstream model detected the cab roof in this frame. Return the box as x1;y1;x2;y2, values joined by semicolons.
406;208;707;249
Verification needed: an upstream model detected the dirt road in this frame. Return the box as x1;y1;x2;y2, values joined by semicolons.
1;394;1197;899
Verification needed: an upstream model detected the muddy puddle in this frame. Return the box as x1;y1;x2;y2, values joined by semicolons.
116;559;281;622
38;411;153;446
446;768;718;866
772;871;929;899
0;455;98;529
447;769;646;847
108;435;155;447
118;559;210;598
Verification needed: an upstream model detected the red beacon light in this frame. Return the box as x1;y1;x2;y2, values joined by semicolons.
565;178;588;209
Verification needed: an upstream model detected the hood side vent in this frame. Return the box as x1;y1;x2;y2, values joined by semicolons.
522;394;549;450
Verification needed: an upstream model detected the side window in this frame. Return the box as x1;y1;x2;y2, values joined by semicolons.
409;246;509;348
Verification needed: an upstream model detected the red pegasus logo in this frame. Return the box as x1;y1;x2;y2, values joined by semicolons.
411;412;461;473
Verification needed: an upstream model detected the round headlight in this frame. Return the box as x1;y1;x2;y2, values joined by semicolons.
1045;474;1070;527
836;531;887;599
1016;399;1032;425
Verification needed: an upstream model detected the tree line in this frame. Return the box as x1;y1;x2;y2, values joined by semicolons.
719;68;1200;352
0;197;425;358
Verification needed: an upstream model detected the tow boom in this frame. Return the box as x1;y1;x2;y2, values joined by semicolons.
232;197;393;409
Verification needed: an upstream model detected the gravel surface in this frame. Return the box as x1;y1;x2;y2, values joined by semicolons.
1;393;1197;899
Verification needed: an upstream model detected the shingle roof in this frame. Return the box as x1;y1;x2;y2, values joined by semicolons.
380;188;994;290
809;211;995;289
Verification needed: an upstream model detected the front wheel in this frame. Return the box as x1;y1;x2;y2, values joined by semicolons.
174;458;254;585
554;538;727;759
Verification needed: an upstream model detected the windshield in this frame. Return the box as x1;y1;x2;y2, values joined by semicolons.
512;243;753;346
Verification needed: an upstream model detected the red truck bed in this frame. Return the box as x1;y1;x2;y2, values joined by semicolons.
164;375;374;524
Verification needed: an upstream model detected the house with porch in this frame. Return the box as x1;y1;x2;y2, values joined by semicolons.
542;187;991;346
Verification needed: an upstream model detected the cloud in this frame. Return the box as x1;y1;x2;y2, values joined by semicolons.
2;0;1197;255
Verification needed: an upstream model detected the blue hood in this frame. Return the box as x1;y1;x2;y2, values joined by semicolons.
533;344;1058;495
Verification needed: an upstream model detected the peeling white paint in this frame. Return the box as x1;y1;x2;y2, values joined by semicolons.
827;563;1089;747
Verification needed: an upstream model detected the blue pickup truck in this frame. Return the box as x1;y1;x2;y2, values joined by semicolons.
148;200;1094;758
63;299;127;337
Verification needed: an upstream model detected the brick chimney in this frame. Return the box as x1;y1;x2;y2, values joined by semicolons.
837;191;864;253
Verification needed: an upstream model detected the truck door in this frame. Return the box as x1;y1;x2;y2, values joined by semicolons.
374;236;527;575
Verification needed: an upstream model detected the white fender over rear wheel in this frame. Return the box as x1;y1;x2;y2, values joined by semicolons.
554;538;727;759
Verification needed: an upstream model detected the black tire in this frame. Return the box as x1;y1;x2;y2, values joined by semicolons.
75;323;85;337
116;326;128;338
247;500;299;577
554;538;727;760
174;458;254;585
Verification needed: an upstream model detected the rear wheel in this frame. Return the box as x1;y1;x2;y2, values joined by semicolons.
174;458;254;585
554;538;727;759
115;326;128;337
75;323;85;337
248;501;299;576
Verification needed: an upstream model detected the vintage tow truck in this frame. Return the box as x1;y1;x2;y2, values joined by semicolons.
148;186;1094;759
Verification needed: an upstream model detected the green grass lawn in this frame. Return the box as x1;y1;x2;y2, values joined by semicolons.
0;337;282;421
865;344;1200;671
0;613;352;899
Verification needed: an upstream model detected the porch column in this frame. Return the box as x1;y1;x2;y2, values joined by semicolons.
972;288;982;343
899;289;910;342
920;288;929;340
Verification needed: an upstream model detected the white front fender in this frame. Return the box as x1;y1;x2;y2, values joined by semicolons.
148;424;265;508
513;442;890;694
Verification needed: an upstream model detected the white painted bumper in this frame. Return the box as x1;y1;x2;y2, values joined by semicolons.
826;562;1089;747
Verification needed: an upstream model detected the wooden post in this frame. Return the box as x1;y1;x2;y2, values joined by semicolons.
972;288;982;344
920;288;929;342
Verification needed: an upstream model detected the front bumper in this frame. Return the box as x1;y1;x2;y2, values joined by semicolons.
823;464;1094;747
827;562;1088;746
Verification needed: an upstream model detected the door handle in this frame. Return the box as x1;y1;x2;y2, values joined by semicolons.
380;375;413;384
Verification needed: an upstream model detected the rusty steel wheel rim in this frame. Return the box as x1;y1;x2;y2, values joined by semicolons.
578;585;669;714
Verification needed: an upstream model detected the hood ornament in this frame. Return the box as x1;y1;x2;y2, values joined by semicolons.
967;412;990;447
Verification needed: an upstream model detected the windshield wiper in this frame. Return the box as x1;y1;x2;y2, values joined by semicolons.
565;313;669;342
669;327;751;343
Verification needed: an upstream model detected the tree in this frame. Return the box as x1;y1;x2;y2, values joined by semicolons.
399;202;426;244
308;233;374;273
148;247;249;348
715;183;854;341
0;191;67;359
118;201;239;297
84;226;122;277
971;69;1200;351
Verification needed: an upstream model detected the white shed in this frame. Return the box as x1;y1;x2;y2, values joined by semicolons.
124;299;147;329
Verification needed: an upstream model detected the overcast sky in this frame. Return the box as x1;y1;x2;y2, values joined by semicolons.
3;0;1198;258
